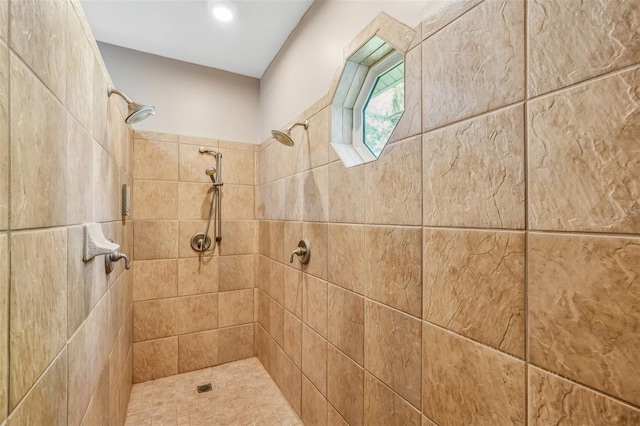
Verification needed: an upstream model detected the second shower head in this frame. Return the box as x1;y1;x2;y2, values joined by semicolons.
272;120;309;146
108;87;155;124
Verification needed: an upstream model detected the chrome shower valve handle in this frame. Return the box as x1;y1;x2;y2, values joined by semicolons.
105;249;131;274
289;239;310;264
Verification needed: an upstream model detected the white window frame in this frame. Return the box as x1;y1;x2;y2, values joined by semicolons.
352;50;404;162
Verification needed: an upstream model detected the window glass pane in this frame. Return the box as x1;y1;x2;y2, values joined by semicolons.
362;61;405;157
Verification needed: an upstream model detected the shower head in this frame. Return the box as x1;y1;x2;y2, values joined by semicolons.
271;120;309;146
205;166;217;183
108;87;155;124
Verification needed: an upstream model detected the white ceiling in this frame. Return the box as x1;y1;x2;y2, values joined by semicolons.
81;0;314;78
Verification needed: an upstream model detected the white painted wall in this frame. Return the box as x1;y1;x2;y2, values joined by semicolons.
258;0;445;141
99;42;260;143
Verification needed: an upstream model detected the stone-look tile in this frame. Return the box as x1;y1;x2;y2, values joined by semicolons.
219;255;253;291
67;116;93;225
259;221;270;256
422;415;438;426
133;299;179;342
68;298;109;426
303;274;328;338
221;184;254;221
423;105;525;229
282;354;302;416
118;351;133;426
269;260;285;305
80;364;109;426
178;256;218;295
93;142;119;223
0;234;7;419
364;373;421;426
284;266;303;319
256;323;270;371
421;0;482;39
328;405;349;426
133;259;178;301
365;136;422;226
10;0;66;99
269;299;284;347
529;366;640;425
269;220;284;262
10;229;67;408
529;0;640;97
133;220;178;260
284;221;303;270
306;107;330;169
328;161;365;223
219;147;255;185
134;180;178;220
10;55;67;229
327;346;364;426
302;222;328;280
179;293;218;334
269;338;284;387
258;290;270;333
284;173;304;221
365;226;422;317
219;289;254;327
256;254;270;293
0;0;6;42
364;301;421;408
66;3;93;130
529;233;640;406
328;285;364;365
390;45;422;143
219;220;256;255
302;325;327;396
133;337;178;383
179;143;219;183
136;130;179;143
422;323;525;425
7;349;67;425
303;165;329;222
422;0;524;130
0;42;6;231
327;224;365;295
423;229;525;357
133;139;178;180
257;179;285;220
219;324;254;364
302;375;327;426
108;274;131;350
178;330;219;373
92;64;108;146
529;69;640;233
178;182;214;220
284;311;302;368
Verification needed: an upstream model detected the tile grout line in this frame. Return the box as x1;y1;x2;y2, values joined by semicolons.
523;0;530;423
5;17;12;423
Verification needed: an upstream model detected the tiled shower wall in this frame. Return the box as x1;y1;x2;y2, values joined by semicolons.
256;1;640;425
131;131;257;382
1;0;134;425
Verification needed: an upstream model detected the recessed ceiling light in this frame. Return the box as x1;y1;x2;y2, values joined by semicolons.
210;1;236;22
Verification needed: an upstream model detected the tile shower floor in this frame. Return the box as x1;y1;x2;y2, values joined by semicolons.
125;358;302;425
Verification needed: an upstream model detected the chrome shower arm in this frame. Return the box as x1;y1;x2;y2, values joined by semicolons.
108;87;133;104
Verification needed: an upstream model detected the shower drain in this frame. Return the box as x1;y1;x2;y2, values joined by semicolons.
197;383;212;393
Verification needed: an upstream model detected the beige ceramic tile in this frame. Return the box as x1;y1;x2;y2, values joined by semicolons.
221;139;257;151
10;55;67;229
269;298;284;347
66;3;93;131
302;375;327;426
529;0;640;96
0;1;6;42
0;234;7;419
10;229;67;408
134;180;178;220
423;228;525;357
302;222;328;280
219;147;255;185
179;293;218;334
133;220;178;260
302;325;327;397
389;45;422;143
0;42;6;231
178;182;214;220
529;233;640;406
284;221;303;270
328;161;365;223
258;290;270;334
10;0;67;99
365;226;422;317
257;179;285;220
529;69;640;233
133;337;178;383
256;254;270;294
422;0;524;130
284;310;302;368
365;136;422;226
284;266;303;319
178;133;216;146
219;220;256;255
284;173;304;221
269;334;283;387
221;184;255;221
219;254;253;291
421;0;482;39
422;322;525;424
133;299;179;342
80;364;109;426
178;330;219;373
303;274;328;338
328;405;349;426
179;143;219;183
219;324;254;364
91;63;108;147
134;130;178;143
133;139;178;180
219;289;254;328
282;354;302;416
364;301;421;408
256;323;270;370
7;349;67;425
327;224;365;295
305;107;330;169
328;284;364;366
364;372;420;426
423;105;525;229
67;116;93;225
327;345;364;426
269;220;285;262
177;256;218;296
259;220;270;256
133;259;178;301
93;142;119;223
269;259;284;305
529;366;640;425
303;166;329;222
